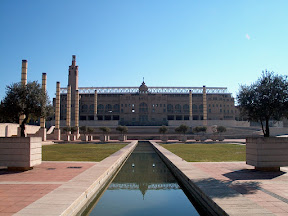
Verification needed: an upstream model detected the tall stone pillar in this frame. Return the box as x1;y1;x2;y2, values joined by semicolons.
189;90;193;120
39;73;47;141
68;55;79;121
66;85;71;127
54;82;61;140
94;90;98;120
203;85;207;126
19;60;28;136
21;60;28;86
74;90;80;138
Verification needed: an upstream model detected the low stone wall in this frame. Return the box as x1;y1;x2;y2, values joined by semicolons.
0;123;41;137
0;137;42;169
0;123;18;137
246;137;288;170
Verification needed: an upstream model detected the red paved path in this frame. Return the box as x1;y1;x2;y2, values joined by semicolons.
0;162;96;216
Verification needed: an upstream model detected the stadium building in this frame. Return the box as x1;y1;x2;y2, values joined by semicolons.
58;55;237;127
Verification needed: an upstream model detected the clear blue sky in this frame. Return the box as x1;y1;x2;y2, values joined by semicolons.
1;0;287;101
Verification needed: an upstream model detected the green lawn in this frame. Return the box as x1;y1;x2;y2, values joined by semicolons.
42;143;127;162
161;144;245;162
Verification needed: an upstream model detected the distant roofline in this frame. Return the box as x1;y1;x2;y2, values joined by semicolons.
60;86;230;94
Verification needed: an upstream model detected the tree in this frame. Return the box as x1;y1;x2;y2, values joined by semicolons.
192;126;207;134
237;70;288;137
79;126;88;135
216;126;226;134
116;125;128;135
62;126;71;135
159;125;168;134
87;127;94;135
175;124;189;135
71;126;78;134
99;127;110;134
0;81;51;137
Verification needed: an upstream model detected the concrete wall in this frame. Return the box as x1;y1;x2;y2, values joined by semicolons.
0;123;41;137
0;123;18;137
168;120;250;127
46;120;119;128
0;137;42;168
246;137;288;169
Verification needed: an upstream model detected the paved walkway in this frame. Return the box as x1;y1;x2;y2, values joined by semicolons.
193;162;288;215
0;140;287;215
0;162;96;215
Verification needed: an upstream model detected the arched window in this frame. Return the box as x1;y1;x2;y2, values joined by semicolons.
81;104;88;113
105;104;112;113
167;104;173;113
175;104;181;113
97;104;104;113
183;104;189;113
89;104;94;113
139;102;148;113
113;104;120;113
192;104;198;112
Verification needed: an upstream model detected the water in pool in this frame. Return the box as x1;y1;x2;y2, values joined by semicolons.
85;142;200;216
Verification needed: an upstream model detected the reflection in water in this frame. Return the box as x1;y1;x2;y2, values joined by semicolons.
88;142;200;216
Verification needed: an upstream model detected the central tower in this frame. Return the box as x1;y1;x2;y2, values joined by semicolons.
68;55;79;121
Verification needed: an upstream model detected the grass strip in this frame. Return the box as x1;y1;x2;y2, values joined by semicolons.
42;143;127;162
161;143;245;162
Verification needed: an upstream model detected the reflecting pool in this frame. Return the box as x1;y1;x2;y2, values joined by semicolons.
84;142;200;216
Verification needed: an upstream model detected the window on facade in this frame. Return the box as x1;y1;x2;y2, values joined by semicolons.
105;104;112;113
176;115;182;120
139;102;148;113
113;104;120;113
183;104;189;113
97;104;104;113
81;104;88;113
89;104;94;114
105;115;111;120
167;115;174;120
192;104;198;112
167;104;173;113
175;104;181;113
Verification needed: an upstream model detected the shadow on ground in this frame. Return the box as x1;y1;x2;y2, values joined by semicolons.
224;169;286;181
193;177;261;198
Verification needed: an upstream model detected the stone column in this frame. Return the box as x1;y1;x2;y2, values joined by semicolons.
189;90;193;120
94;90;98;120
54;82;61;140
74;90;80;138
66;85;71;127
39;73;47;141
203;85;207;126
21;60;28;85
19;60;28;136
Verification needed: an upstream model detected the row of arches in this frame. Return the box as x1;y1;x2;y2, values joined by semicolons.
80;103;204;114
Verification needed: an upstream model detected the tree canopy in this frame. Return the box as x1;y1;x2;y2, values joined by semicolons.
116;125;128;134
237;70;288;137
175;124;189;135
0;81;51;137
159;125;168;134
